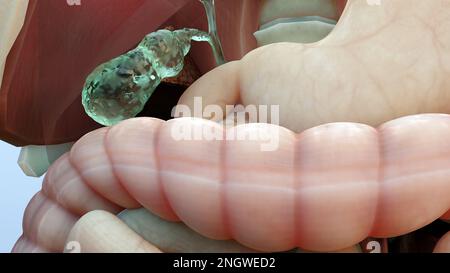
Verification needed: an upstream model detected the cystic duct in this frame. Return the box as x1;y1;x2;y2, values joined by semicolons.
82;28;223;126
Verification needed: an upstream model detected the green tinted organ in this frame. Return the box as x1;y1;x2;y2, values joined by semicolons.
82;48;160;126
82;29;211;126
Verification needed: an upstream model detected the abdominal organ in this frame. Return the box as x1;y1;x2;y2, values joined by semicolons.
82;0;224;126
26;114;449;252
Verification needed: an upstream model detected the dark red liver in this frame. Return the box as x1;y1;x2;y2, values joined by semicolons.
0;0;260;146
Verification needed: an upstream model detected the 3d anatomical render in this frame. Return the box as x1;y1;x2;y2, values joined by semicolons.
1;0;450;253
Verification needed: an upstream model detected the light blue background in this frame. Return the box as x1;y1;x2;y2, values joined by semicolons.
0;141;41;252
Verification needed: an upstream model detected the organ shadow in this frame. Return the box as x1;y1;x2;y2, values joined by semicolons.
136;82;187;121
388;220;449;253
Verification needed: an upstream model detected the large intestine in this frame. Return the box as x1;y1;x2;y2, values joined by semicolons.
13;114;450;252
